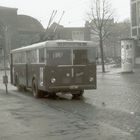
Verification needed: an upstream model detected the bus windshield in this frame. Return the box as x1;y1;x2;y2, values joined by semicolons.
46;49;72;65
73;48;96;65
46;48;96;66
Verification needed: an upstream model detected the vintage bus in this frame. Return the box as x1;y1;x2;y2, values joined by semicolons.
10;40;97;98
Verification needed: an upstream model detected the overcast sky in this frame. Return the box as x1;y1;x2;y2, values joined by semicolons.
0;0;130;28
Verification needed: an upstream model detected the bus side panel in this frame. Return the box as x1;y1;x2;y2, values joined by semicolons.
13;64;27;87
27;64;46;90
27;64;38;88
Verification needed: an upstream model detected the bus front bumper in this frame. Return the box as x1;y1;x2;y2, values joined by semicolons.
47;84;96;92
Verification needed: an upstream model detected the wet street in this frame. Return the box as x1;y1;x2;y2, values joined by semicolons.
0;66;140;140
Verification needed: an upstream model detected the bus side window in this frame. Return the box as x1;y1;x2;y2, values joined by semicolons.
13;52;26;64
39;48;45;63
27;50;37;64
13;53;18;64
27;51;31;64
20;52;26;63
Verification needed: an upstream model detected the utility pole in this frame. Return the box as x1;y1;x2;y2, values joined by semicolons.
2;25;8;93
3;49;8;94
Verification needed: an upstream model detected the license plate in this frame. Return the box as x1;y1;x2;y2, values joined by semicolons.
69;85;78;89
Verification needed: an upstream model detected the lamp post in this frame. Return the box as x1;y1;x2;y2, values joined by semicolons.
1;24;8;93
3;42;8;93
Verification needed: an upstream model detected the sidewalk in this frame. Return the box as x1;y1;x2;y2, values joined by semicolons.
97;64;140;75
97;64;121;75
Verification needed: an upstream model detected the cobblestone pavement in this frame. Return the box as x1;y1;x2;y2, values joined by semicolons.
85;65;140;139
0;67;139;139
0;89;134;140
94;65;140;113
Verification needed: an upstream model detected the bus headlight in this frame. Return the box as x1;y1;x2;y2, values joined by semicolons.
66;73;70;77
51;78;56;83
89;77;94;82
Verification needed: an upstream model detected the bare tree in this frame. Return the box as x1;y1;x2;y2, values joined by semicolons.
87;0;114;72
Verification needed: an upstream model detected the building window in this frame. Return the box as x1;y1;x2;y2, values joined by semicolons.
72;31;84;40
132;28;137;36
0;48;3;56
131;3;137;27
39;48;45;63
138;2;140;26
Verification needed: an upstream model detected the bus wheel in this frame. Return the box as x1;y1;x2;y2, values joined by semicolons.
32;80;43;98
72;90;84;99
49;92;57;99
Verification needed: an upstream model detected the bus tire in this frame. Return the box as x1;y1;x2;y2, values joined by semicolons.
72;90;84;99
49;92;57;99
32;79;43;98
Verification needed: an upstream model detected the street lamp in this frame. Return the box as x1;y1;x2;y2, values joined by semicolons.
0;23;8;93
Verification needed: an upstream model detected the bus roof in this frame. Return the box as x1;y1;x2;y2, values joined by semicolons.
11;40;96;53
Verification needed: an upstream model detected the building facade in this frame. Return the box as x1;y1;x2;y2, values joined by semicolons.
0;6;18;63
17;15;45;46
57;27;91;41
131;0;140;38
0;6;91;67
130;0;140;63
44;24;91;41
0;6;45;65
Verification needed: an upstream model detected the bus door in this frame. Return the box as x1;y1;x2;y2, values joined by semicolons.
12;51;27;87
26;50;38;88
